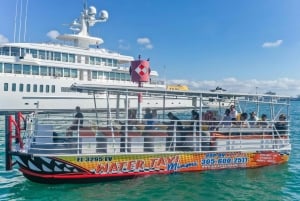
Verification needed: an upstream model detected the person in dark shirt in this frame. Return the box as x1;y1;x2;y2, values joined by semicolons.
69;106;84;130
275;114;288;135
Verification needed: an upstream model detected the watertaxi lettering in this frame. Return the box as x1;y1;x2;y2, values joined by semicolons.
76;156;113;162
95;156;179;174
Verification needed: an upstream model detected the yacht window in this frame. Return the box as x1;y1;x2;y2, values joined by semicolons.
107;59;113;67
98;71;104;78
71;69;77;78
31;49;38;58
110;72;116;80
95;57;101;65
90;56;95;65
46;85;50;93
69;54;75;63
39;50;46;59
115;72;120;81
54;52;61;61
121;73;126;81
62;53;68;62
126;74;131;81
14;64;22;74
46;51;53;60
40;66;47;76
26;84;30;92
112;59;118;67
64;68;70;77
0;62;3;73
4;63;12;73
55;67;63;77
39;85;44;92
19;83;24;92
92;71;97;79
23;65;31;75
32;65;39;75
51;85;55;93
104;72;109;80
1;47;10;56
33;84;37;92
11;47;20;57
12;83;16;91
4;83;8;91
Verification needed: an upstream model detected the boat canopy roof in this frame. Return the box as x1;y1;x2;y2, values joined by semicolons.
70;83;290;99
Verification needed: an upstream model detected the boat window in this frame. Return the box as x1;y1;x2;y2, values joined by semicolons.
70;69;78;78
26;84;30;92
64;68;70;77
12;83;16;92
112;59;117;67
92;71;97;79
10;47;20;57
115;72;120;81
0;62;2;73
14;64;22;74
95;57;101;65
62;53;68;62
55;67;63;77
19;83;24;92
126;74;131;81
32;65;39;75
107;59;113;67
54;52;61;61
31;49;38;58
46;85;50;93
46;51;53;60
51;85;55;93
4;63;12;73
4;83;8;91
69;54;75;63
33;84;37;92
23;65;31;75
39;50;46;59
110;72;116;80
0;47;10;56
104;71;109;80
90;56;95;65
39;85;44;93
40;66;48;76
121;73;126;81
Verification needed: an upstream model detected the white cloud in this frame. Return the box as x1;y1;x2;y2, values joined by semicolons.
167;77;300;97
137;37;153;49
262;40;283;48
46;30;60;40
118;39;130;50
0;34;9;44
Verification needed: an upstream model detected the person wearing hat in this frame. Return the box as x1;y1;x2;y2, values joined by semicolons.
248;111;258;127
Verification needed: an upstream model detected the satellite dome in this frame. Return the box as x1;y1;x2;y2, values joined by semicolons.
88;6;97;15
99;10;109;20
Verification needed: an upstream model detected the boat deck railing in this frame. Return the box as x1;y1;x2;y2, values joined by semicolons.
14;116;291;156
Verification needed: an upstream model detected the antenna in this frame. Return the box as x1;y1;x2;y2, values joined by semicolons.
23;0;29;42
14;0;19;43
18;0;23;43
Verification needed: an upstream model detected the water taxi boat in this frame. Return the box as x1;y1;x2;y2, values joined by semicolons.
5;76;291;184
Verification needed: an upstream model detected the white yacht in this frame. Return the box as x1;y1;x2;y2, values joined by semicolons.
0;4;174;114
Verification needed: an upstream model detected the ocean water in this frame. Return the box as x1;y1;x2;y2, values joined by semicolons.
0;102;299;201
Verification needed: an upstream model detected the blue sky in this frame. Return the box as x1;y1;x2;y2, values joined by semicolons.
1;0;300;96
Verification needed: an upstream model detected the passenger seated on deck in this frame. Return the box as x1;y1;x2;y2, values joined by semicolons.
248;111;258;127
67;106;84;136
229;105;238;120
275;114;288;135
236;112;249;128
218;109;232;127
257;114;269;128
